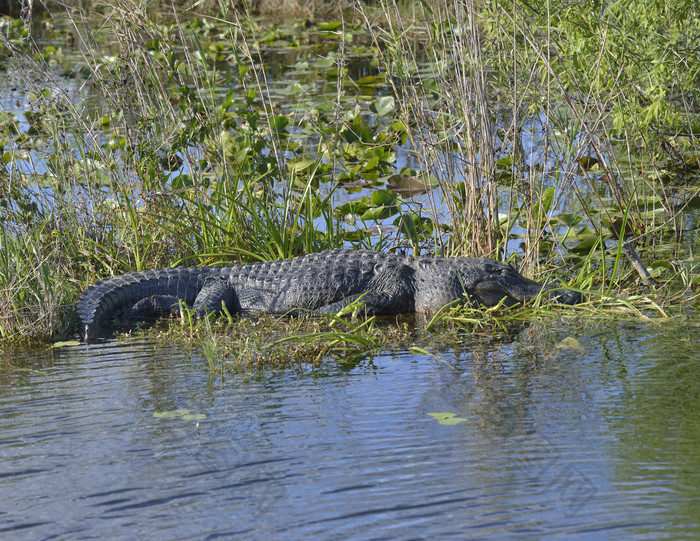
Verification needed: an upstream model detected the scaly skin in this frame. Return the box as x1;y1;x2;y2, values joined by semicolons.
77;249;581;340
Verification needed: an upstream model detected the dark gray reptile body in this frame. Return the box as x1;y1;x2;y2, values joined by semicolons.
77;249;580;339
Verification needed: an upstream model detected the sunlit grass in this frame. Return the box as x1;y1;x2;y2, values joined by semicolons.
0;0;697;343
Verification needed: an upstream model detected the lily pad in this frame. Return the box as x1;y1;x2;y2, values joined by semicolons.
369;96;395;116
556;337;584;351
560;213;583;227
578;155;600;171
154;409;190;418
386;173;437;196
569;237;601;255
270;115;289;132
428;412;468;425
314;56;336;69
317;21;343;31
51;340;80;348
355;74;385;87
287;157;316;173
154;409;207;421
370;190;397;206
181;413;207;421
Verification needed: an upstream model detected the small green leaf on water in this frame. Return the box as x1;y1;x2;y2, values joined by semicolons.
560;213;583;227
317;21;343;31
154;409;191;418
386;173;436;196
355;74;384;86
314;56;335;69
570;237;600;255
271;115;289;132
428;412;468;425
649;259;672;277
578;155;599;171
496;155;513;167
360;205;397;221
409;346;431;355
370;190;396;206
51;340;80;348
287;158;316;173
556;337;584;351
369;96;395;116
181;414;206;421
284;81;307;97
154;409;205;421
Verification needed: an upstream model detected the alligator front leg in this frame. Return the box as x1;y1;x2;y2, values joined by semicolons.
192;278;240;315
317;260;416;315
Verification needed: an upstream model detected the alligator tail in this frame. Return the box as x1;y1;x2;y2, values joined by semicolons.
77;267;219;340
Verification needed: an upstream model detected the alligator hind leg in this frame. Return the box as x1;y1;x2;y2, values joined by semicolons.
192;278;240;315
125;295;183;320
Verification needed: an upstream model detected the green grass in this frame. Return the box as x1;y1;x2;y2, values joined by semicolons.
0;0;697;345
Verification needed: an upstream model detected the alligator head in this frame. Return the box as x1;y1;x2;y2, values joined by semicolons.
470;261;582;307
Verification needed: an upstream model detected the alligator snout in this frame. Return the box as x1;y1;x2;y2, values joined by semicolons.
474;262;582;307
545;288;582;305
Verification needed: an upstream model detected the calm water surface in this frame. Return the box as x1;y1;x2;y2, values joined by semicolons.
1;318;699;540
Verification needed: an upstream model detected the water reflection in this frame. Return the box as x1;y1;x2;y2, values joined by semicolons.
0;319;699;539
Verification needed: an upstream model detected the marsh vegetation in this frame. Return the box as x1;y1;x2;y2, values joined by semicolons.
0;0;697;350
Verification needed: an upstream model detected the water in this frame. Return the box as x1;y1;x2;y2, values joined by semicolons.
2;10;699;539
1;317;699;540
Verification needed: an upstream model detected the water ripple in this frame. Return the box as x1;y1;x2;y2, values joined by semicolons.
1;320;699;539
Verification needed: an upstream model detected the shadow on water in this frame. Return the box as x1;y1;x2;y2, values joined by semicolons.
0;316;699;539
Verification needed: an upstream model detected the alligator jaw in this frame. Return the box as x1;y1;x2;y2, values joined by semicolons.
544;287;581;305
474;270;581;307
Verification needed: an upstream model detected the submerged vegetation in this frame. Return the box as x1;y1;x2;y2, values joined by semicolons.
0;0;698;352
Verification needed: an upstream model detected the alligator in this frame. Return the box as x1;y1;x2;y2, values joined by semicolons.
77;249;581;340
